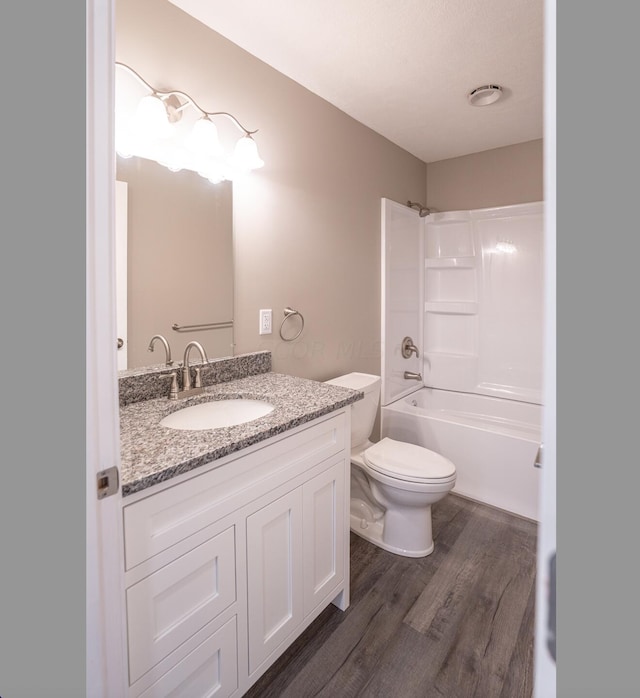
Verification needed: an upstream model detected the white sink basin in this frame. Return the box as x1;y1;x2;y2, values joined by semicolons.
160;399;275;430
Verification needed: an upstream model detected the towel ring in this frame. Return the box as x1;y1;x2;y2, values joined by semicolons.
279;307;304;341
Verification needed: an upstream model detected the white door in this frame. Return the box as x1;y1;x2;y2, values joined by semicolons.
534;2;556;691
380;198;424;406
87;1;127;696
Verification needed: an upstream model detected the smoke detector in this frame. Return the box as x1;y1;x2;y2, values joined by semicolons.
468;85;503;106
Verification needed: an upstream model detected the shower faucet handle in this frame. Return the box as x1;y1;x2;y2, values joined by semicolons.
401;336;420;359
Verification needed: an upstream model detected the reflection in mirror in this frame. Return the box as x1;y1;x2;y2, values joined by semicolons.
116;156;234;369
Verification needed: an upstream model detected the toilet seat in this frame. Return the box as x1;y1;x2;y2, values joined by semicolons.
363;437;456;484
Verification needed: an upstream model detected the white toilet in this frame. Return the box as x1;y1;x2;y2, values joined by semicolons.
325;372;456;558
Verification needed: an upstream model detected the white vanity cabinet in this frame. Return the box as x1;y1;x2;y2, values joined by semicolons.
121;409;350;697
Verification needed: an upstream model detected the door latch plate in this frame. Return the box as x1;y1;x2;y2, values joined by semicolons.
97;466;119;499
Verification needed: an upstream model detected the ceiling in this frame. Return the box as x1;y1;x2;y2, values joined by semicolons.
168;0;544;164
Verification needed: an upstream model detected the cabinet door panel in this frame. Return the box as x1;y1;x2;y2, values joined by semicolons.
127;527;236;684
133;616;238;698
303;460;345;615
246;489;303;673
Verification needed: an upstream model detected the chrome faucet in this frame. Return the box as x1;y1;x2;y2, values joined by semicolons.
404;371;422;381
179;341;209;397
148;334;173;366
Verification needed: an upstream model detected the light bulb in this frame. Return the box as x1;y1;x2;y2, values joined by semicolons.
188;117;222;157
232;134;264;171
134;94;172;140
156;144;190;172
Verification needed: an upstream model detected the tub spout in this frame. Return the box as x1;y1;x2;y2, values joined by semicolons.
404;371;422;381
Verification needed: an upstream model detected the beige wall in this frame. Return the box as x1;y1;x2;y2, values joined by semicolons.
426;139;543;212
117;0;426;382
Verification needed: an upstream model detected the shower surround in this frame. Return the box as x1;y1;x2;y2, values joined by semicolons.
380;199;543;520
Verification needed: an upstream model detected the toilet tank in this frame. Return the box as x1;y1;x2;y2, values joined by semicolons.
325;372;381;450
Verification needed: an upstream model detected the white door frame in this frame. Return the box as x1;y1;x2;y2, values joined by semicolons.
86;0;127;695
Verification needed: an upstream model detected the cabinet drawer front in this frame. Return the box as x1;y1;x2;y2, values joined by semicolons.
123;412;346;570
132;616;238;698
127;527;236;684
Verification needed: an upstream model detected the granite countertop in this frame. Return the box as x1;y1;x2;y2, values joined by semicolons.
120;372;363;497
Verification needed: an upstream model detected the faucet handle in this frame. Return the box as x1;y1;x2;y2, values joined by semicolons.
167;371;179;400
194;366;202;388
401;336;420;359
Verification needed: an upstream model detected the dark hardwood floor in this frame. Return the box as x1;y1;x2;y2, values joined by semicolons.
245;493;537;698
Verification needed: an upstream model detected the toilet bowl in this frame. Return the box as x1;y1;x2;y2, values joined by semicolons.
325;372;456;557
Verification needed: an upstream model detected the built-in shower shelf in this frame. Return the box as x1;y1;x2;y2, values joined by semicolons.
425;256;475;269
424;301;478;315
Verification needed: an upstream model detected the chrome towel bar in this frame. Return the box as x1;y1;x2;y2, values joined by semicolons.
172;321;233;332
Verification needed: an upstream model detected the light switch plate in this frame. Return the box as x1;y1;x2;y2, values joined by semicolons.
259;309;272;335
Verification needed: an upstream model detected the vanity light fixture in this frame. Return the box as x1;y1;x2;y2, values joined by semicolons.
115;62;264;182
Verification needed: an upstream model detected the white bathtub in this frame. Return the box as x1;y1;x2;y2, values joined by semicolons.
381;388;542;521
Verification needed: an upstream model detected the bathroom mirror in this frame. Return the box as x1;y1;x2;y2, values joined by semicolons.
116;155;234;370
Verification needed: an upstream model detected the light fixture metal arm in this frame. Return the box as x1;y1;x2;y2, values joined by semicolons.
115;61;258;135
203;112;258;136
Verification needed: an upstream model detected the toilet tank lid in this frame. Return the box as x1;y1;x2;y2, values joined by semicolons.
325;372;381;393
